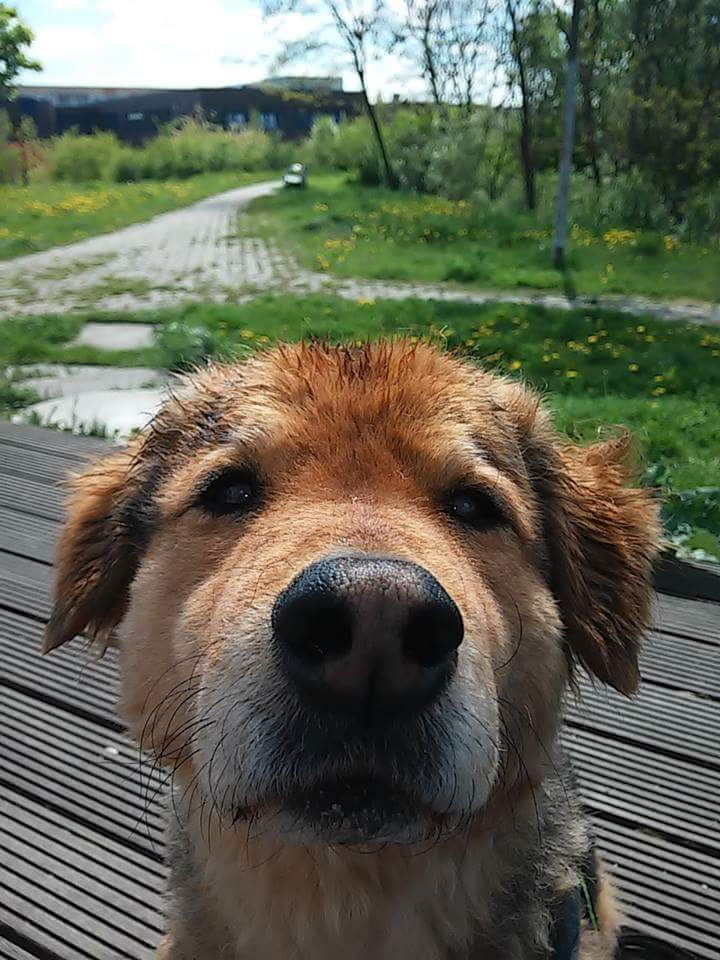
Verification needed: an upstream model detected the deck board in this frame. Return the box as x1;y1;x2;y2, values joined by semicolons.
0;422;718;960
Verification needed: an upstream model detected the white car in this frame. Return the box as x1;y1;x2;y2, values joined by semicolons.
283;163;307;187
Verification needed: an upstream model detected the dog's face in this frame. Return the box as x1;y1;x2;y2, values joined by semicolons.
46;343;658;846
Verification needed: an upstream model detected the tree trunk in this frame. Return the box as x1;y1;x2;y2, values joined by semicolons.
579;0;601;187
552;0;583;269
359;81;398;189
352;52;398;189
507;1;536;211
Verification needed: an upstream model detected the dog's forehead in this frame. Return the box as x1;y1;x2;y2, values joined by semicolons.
146;344;531;485
193;345;514;438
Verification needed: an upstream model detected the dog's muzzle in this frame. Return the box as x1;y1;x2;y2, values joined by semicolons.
271;555;464;722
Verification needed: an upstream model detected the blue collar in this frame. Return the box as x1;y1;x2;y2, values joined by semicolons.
550;887;582;960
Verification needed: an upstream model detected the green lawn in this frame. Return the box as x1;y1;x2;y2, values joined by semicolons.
0;171;279;260
239;174;720;303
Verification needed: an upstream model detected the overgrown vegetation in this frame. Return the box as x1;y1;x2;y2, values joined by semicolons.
241;173;720;300
3;295;717;560
0;170;278;259
0;116;291;186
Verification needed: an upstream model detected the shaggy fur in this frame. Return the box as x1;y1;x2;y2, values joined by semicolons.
45;342;660;959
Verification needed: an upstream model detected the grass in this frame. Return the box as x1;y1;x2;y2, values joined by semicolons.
0;170;279;260
239;174;720;302
2;293;716;468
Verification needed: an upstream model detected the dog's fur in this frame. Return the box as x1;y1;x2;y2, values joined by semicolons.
45;342;660;959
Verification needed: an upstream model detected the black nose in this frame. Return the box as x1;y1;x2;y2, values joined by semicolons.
271;556;463;718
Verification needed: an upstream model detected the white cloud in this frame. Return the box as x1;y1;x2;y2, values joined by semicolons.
19;0;425;99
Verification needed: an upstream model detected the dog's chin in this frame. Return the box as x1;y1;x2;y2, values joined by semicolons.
241;778;438;845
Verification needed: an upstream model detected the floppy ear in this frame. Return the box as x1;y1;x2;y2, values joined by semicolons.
44;446;152;653
533;432;661;694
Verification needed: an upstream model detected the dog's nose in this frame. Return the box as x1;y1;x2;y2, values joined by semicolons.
272;556;463;717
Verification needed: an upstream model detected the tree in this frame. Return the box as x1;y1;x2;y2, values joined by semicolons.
400;0;494;111
0;4;41;100
505;0;537;210
551;0;583;268
577;0;601;185
262;0;398;188
625;0;720;208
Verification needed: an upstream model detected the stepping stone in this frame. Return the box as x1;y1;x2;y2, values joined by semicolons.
16;388;167;438
71;322;155;350
15;365;167;400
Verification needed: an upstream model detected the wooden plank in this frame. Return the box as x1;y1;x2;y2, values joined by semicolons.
0;552;54;621
0;936;42;960
0;686;165;855
0;421;108;459
655;552;720;604
0;445;80;487
1;792;164;960
564;727;720;853
0;474;66;522
0;506;58;564
640;630;720;698
568;677;720;769
654;593;720;646
594;819;719;960
0;609;119;728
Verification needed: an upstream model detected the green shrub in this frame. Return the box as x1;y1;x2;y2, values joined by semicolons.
0;110;21;184
153;319;226;370
113;121;278;182
110;147;146;182
50;130;122;181
635;231;664;256
680;190;720;242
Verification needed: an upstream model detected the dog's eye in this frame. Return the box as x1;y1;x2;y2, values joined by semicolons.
445;487;506;531
198;469;261;516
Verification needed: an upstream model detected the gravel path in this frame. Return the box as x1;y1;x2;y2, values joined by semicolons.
0;179;717;325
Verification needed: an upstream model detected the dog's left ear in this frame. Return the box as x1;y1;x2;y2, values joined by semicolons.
44;444;151;653
500;384;661;695
536;434;661;693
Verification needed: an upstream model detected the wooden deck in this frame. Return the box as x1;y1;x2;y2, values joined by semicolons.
0;420;718;960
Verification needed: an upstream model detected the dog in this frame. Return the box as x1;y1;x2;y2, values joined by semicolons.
45;341;660;960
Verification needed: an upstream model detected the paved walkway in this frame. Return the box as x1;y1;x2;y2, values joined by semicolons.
0;181;311;316
1;180;718;325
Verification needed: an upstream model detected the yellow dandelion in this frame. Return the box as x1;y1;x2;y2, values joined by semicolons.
565;370;578;379
240;329;254;339
651;387;667;396
653;375;664;382
636;325;646;333
509;360;522;371
628;363;639;372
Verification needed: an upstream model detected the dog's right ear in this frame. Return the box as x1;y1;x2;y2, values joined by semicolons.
44;445;151;653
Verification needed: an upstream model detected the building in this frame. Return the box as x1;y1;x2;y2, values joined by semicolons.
7;78;363;142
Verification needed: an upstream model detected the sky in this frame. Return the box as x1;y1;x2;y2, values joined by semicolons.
16;0;422;99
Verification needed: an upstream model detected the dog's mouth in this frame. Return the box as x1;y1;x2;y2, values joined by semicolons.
237;775;434;844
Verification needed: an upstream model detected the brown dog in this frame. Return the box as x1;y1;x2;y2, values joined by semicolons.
45;342;659;960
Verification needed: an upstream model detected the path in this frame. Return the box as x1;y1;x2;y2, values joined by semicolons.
0;180;718;325
0;180;306;316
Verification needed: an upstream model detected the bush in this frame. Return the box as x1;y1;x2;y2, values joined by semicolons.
680;191;720;242
635;231;664;256
110;121;279;182
153;320;225;370
0;110;21;184
50;130;122;181
109;147;146;182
